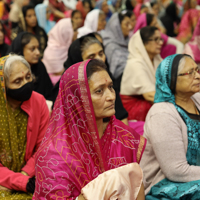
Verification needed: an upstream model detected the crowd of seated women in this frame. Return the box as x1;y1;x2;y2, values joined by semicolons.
1;0;200;199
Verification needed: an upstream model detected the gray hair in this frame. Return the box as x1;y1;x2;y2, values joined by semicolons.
81;36;102;56
4;54;32;85
177;55;192;75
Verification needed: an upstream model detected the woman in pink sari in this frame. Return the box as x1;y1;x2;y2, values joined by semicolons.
33;59;146;200
134;13;183;59
184;17;200;64
177;9;200;44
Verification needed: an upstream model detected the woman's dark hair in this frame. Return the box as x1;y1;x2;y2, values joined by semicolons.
140;4;147;10
80;36;102;55
22;5;35;17
86;59;107;80
125;0;134;11
21;33;37;49
146;13;155;26
71;10;82;18
125;10;134;18
140;26;158;44
82;0;93;10
118;11;131;24
150;1;158;8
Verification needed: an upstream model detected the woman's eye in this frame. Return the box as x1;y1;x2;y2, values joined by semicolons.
14;79;21;84
109;85;114;90
96;89;103;94
26;75;31;80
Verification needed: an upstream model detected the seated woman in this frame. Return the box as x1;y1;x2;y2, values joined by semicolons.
184;17;200;66
0;21;9;58
150;1;166;34
140;54;200;199
8;32;53;100
76;0;93;22
42;18;77;86
35;3;56;34
95;0;112;22
160;2;180;37
102;11;132;91
120;26;163;121
33;59;146;200
11;5;48;57
176;9;200;44
52;33;129;124
77;9;106;38
0;54;49;199
134;13;184;59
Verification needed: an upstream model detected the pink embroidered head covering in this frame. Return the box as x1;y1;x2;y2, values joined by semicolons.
33;60;146;199
42;18;74;74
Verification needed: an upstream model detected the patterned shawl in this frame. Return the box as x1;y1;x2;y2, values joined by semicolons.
34;60;146;199
0;56;28;172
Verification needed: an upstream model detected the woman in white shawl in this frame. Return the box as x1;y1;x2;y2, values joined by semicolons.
120;26;163;121
42;18;75;85
77;9;106;38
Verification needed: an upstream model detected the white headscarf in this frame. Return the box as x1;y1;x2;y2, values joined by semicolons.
77;9;100;38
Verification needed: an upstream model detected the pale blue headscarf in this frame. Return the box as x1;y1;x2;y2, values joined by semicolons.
35;4;56;34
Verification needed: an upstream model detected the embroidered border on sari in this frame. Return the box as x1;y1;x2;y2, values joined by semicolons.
78;61;105;173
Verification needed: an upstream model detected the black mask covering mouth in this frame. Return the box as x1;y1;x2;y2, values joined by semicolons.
6;81;34;102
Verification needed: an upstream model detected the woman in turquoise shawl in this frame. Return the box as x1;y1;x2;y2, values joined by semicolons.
142;54;200;200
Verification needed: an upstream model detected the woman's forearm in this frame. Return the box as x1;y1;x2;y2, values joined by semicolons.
143;91;155;103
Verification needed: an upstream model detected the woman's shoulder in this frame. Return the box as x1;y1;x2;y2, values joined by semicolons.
30;91;46;104
146;102;179;120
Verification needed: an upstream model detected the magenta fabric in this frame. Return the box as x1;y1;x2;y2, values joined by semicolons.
133;13;176;58
134;13;146;33
177;9;200;44
33;60;146;200
0;92;49;192
128;121;145;136
133;4;142;19
185;17;200;63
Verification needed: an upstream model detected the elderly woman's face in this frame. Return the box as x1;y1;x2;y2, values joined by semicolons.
23;37;40;65
176;57;200;95
82;43;106;62
6;62;32;89
88;70;116;120
144;30;163;56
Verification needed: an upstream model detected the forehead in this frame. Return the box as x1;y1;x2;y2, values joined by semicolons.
89;70;111;87
122;16;131;24
25;37;39;47
83;43;103;55
26;9;35;15
73;12;81;17
181;57;197;71
9;62;29;78
152;30;161;37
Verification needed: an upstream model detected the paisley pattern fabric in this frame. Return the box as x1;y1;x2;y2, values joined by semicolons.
33;60;146;199
146;54;200;199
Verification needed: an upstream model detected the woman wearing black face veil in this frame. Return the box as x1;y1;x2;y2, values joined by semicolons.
7;32;53;100
52;33;128;123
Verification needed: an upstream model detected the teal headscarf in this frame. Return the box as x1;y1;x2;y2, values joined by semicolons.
154;54;200;166
146;54;200;200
